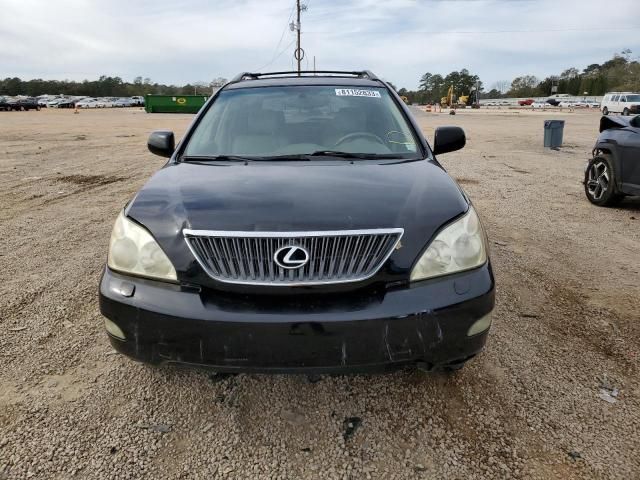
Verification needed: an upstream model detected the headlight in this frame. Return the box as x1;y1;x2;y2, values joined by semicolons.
107;211;177;281
410;206;487;282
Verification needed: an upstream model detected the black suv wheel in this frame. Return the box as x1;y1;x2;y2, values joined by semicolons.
584;155;623;206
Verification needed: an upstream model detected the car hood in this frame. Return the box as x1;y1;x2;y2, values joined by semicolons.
599;115;632;132
127;160;469;285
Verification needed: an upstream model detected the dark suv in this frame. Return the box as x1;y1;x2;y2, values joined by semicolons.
6;97;40;111
99;71;495;373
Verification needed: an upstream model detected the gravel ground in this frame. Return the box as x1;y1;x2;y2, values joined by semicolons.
0;107;638;479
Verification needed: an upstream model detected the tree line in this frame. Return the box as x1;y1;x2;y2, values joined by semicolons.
398;51;639;104
0;75;226;97
2;51;638;101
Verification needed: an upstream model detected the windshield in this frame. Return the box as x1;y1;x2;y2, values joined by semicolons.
184;85;420;159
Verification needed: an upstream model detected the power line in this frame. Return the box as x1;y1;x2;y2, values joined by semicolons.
272;3;296;60
305;25;640;35
253;2;296;71
255;38;296;72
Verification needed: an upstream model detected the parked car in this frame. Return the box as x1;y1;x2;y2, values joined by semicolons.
113;97;134;107
131;96;145;106
600;92;640;116
56;98;76;109
7;97;40;111
76;98;99;108
99;70;495;374
585;115;640;206
96;98;114;108
518;99;534;106
46;98;62;108
558;100;576;108
0;96;12;111
530;101;548;109
546;98;561;106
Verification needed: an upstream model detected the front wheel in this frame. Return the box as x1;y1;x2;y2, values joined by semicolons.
622;108;629;116
602;107;609;115
584;156;623;206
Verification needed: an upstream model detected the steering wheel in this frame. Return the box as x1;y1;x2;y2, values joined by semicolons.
334;132;386;147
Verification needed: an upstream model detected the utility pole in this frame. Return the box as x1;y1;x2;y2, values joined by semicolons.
296;0;302;75
291;1;306;75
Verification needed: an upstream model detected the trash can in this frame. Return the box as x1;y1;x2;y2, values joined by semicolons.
544;120;565;148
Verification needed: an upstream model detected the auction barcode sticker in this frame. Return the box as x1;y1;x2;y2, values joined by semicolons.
335;89;381;98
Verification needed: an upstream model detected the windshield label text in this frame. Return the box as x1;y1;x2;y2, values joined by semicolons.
335;89;381;98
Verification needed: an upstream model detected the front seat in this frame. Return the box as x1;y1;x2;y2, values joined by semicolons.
231;109;284;155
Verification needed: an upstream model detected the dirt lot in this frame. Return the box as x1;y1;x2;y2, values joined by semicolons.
1;107;639;480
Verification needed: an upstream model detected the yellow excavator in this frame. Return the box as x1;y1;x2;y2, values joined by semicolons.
441;86;469;107
441;86;455;107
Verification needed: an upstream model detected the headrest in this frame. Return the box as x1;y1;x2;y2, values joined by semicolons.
247;109;284;135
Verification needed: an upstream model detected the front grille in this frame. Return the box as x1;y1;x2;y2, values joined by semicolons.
183;229;403;286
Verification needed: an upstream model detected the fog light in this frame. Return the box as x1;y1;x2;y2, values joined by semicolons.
104;318;125;340
467;313;492;337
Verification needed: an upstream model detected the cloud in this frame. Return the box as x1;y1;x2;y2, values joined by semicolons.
0;0;638;89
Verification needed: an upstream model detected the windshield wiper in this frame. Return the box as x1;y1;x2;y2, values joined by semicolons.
309;151;406;159
181;152;409;162
241;154;310;161
181;155;257;162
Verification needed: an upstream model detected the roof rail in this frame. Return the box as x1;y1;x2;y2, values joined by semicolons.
231;70;379;82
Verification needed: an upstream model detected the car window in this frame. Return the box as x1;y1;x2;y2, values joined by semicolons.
185;85;420;158
627;95;640;102
612;95;619;102
620;96;627;102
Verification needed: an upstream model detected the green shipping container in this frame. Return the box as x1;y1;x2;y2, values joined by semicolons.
145;94;209;113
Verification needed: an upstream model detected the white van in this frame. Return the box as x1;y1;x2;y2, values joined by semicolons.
600;92;640;115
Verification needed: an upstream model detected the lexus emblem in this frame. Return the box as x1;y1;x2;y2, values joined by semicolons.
274;245;310;269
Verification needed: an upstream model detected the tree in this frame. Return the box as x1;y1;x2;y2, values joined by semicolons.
509;75;539;97
418;73;444;102
482;88;502;99
493;80;510;94
0;75;231;97
419;73;433;91
560;68;580;79
583;64;601;76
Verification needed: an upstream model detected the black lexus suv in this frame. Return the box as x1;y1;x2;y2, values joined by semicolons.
99;70;495;373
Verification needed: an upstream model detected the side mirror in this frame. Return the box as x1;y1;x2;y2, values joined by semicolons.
147;131;175;158
433;126;466;155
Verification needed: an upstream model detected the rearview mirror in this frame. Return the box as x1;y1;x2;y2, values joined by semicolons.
147;131;175;158
433;126;466;155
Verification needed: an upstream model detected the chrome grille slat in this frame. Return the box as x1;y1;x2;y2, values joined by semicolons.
183;228;403;286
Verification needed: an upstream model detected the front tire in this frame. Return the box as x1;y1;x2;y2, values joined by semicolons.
602;107;609;115
622;108;629;116
584;155;623;206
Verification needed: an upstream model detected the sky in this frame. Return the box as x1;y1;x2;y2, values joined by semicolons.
1;0;638;91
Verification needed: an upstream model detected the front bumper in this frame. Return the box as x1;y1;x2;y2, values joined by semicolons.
99;264;495;373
